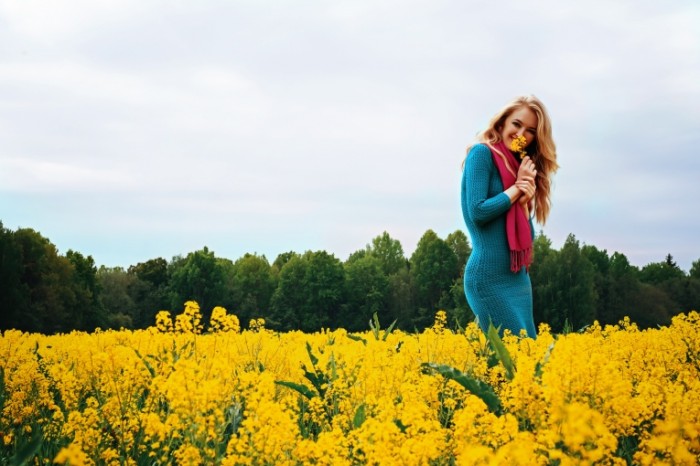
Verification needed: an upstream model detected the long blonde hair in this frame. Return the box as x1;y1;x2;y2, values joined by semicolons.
466;95;559;225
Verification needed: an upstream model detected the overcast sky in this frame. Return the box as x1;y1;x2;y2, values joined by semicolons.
1;0;699;272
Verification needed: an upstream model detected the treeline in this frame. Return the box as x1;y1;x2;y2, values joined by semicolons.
1;220;699;335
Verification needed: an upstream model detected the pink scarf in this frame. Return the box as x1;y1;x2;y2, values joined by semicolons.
488;141;533;273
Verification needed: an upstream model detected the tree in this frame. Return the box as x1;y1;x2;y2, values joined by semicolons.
168;247;229;322
342;255;389;331
0;222;27;331
444;230;472;327
10;228;77;333
303;251;345;329
602;252;642;325
66;249;105;330
387;267;415;330
269;255;308;330
270;251;345;332
129;258;169;287
530;233;558;327
369;232;406;276
626;283;674;328
657;277;700;317
272;251;299;273
127;258;171;327
540;234;597;332
98;266;138;329
690;259;700;280
445;230;471;277
410;230;459;329
581;245;610;324
639;255;685;285
229;253;276;324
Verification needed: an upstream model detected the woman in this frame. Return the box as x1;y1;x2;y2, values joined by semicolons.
461;95;558;338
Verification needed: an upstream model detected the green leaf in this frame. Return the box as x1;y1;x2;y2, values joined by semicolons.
305;342;319;367
133;350;156;378
275;381;317;399
382;318;398;341
486;323;516;380
0;367;5;412
370;312;380;340
353;403;366;429
347;334;367;345
9;425;42;466
422;362;502;415
327;352;337;382
393;418;409;433
303;368;326;396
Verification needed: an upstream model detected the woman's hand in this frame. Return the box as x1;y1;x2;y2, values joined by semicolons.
505;157;537;207
517;156;537;181
516;156;537;215
516;179;535;205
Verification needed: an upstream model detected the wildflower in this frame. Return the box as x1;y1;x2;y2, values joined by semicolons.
209;307;241;333
510;135;528;159
249;318;266;332
155;311;173;332
431;310;448;333
54;442;90;465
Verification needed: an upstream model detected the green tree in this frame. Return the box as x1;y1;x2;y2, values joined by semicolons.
168;247;229;322
626;283;674;328
542;234;597;332
11;228;77;333
97;266;138;329
345;248;368;265
0;222;27;331
410;230;459;329
342;255;389;331
603;252;643;325
272;251;299;273
66;249;105;330
269;255;308;330
270;251;345;332
690;259;700;279
657;277;700;317
444;230;472;328
128;258;171;327
229;253;276;325
387;267;415;330
445;230;471;276
639;255;685;285
581;245;610;324
369;232;406;275
530;233;558;327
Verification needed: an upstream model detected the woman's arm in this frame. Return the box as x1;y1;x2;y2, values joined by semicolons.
463;145;517;225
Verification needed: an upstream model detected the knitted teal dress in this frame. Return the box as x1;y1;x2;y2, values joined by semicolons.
461;143;536;338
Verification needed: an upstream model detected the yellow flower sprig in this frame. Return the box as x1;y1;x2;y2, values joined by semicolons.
510;135;527;160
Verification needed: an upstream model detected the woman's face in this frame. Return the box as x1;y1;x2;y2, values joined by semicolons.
500;106;538;149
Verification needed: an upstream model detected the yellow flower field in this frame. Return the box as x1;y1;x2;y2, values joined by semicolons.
1;303;699;465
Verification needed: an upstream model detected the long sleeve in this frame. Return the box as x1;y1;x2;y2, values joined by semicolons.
462;144;511;226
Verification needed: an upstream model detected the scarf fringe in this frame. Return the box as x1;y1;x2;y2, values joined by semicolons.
510;247;532;273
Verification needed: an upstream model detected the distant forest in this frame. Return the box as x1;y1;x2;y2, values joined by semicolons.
1;220;699;335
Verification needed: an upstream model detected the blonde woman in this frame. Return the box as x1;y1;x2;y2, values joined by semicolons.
461;95;558;338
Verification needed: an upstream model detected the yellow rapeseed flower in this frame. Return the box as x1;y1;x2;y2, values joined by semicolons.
510;134;528;159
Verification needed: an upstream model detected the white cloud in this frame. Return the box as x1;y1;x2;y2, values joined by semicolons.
0;157;139;192
0;0;698;270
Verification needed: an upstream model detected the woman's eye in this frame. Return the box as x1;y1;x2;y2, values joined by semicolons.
527;129;536;135
513;122;521;127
